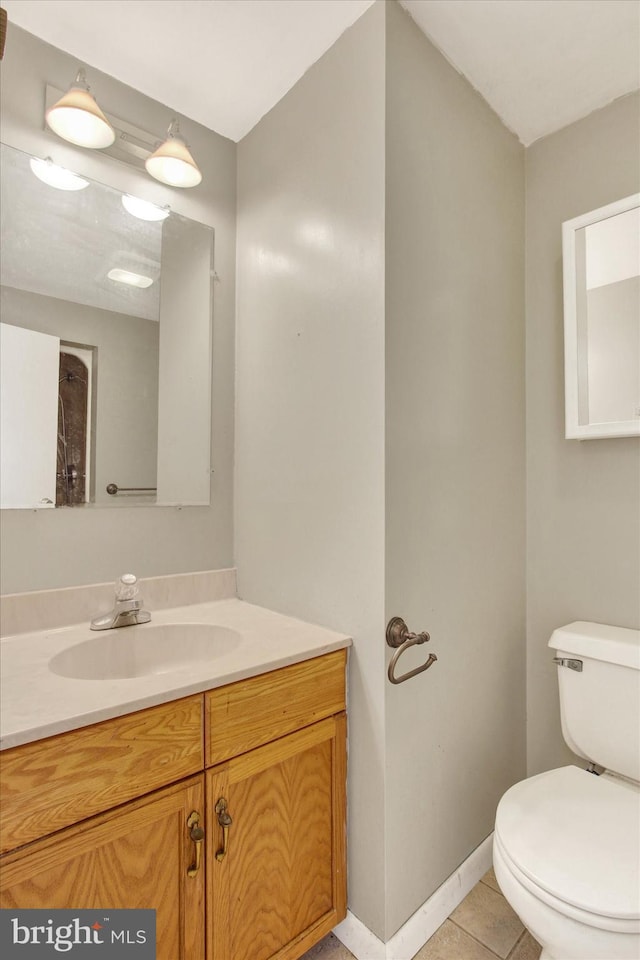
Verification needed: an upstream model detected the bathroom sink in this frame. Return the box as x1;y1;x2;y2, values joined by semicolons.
48;623;242;680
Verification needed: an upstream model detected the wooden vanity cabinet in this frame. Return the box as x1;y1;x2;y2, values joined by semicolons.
0;776;206;960
0;695;206;960
0;695;203;854
0;649;347;960
205;651;347;960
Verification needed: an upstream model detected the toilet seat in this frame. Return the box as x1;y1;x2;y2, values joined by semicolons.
494;830;639;935
494;765;640;931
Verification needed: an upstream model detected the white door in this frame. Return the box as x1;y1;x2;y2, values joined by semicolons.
1;323;59;508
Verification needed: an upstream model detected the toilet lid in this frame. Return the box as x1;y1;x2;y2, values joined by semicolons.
495;765;640;921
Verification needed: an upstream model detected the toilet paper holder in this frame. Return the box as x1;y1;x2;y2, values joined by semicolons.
386;616;438;684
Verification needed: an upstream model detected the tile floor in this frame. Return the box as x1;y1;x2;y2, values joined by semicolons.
300;869;542;960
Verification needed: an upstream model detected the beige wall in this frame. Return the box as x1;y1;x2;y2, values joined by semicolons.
236;0;527;942
0;26;236;593
236;1;387;937
525;91;640;776
384;0;525;936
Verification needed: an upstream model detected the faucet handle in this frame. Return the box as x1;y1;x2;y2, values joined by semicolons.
116;573;139;601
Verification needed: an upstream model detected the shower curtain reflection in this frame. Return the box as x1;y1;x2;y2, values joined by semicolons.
56;351;89;506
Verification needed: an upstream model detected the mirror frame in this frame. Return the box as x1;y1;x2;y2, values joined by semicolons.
562;193;640;440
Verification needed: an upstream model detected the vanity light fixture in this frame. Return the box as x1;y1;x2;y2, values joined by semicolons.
29;156;90;191
145;119;202;188
121;194;170;222
46;68;115;149
107;268;154;289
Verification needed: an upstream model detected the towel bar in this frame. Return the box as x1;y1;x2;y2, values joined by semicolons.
106;483;157;496
386;616;438;685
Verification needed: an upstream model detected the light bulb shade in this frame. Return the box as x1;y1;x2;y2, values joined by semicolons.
46;78;115;149
145;127;202;188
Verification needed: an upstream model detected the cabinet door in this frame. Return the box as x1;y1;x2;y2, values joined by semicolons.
208;714;346;960
0;776;205;960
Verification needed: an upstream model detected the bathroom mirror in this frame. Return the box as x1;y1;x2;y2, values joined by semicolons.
0;142;214;508
562;194;640;440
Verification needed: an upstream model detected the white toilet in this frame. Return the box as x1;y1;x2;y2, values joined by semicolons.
493;621;640;960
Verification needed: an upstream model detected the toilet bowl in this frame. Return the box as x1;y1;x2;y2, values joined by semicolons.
493;622;640;960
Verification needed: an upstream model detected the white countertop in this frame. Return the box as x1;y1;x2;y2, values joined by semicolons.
0;598;351;750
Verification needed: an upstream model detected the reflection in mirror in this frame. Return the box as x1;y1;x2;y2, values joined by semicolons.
562;194;640;440
0;142;214;507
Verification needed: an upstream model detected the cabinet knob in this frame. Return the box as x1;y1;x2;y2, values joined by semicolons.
186;810;204;878
215;797;233;862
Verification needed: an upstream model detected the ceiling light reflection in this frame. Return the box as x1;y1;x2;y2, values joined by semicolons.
29;157;90;191
107;268;154;289
121;194;170;222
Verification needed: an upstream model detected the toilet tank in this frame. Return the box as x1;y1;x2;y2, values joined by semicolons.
549;621;640;781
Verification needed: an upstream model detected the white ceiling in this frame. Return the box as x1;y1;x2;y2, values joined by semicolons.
3;0;639;145
401;0;640;144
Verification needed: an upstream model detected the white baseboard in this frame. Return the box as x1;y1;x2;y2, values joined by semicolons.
333;832;494;960
333;915;386;960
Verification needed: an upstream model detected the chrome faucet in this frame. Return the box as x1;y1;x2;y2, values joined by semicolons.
90;574;151;630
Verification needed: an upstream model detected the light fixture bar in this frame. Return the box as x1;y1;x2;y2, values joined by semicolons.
44;85;202;187
45;85;158;170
